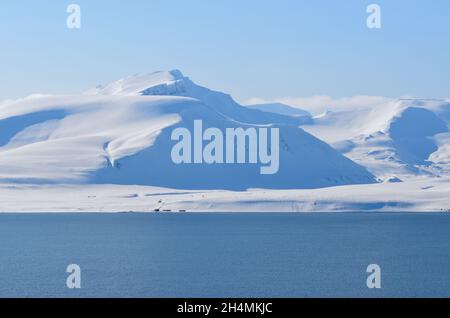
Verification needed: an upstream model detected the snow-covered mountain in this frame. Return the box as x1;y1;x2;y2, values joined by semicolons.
0;70;376;190
251;98;450;181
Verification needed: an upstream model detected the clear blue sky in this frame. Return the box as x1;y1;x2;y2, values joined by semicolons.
1;0;449;102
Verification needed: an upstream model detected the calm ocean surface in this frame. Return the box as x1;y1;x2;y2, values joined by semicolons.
0;213;449;298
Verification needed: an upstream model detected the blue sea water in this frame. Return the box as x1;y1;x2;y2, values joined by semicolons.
0;213;449;298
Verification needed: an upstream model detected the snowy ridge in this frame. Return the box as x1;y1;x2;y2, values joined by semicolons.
86;70;187;96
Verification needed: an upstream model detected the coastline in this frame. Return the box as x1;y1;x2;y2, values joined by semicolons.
1;177;449;213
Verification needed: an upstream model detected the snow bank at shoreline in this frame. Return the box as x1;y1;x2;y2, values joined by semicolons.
1;177;449;213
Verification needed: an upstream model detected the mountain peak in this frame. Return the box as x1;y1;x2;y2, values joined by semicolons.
86;69;188;96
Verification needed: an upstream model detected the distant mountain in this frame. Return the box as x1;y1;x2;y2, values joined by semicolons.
292;99;450;181
0;70;376;189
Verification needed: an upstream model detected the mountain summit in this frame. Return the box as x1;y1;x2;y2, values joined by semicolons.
87;70;187;96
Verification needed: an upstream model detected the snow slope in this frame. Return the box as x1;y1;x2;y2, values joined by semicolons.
291;99;450;181
246;102;312;123
0;70;376;190
90;70;310;126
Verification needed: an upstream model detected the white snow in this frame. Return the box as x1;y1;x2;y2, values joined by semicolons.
245;102;312;119
293;99;450;181
0;94;184;182
0;70;449;212
0;70;375;190
0;177;449;212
